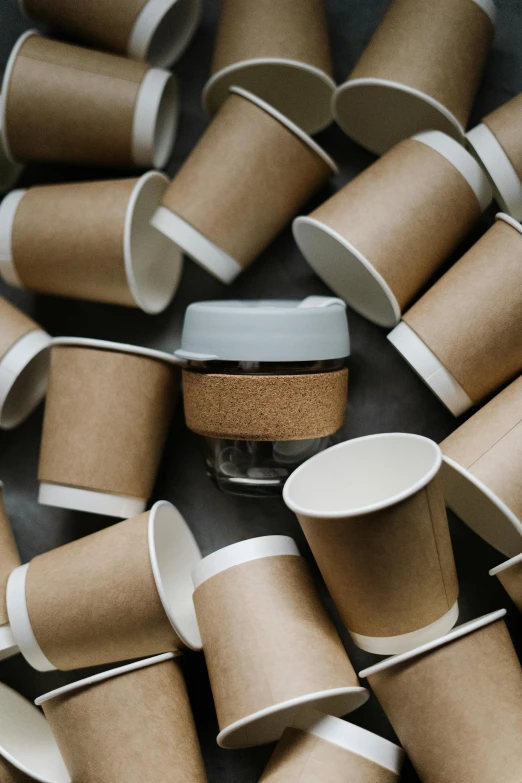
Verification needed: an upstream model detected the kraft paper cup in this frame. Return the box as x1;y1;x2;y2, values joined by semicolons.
440;375;522;557
333;0;496;154
467;93;522;220
37;338;180;518
19;0;201;68
0;682;70;783
152;86;337;284
0;102;23;195
293;131;492;328
6;500;202;672
0;296;51;431
36;653;207;783
0;483;20;663
490;555;522;613
359;610;522;783
259;708;404;782
388;214;522;416
0;31;178;169
283;433;459;655
192;535;368;749
203;0;335;134
0;173;183;313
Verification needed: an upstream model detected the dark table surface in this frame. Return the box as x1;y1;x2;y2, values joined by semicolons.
0;1;521;780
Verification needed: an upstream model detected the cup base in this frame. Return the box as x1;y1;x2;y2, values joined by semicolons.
467;124;522;221
387;322;473;417
350;601;459;655
0;329;51;430
128;0;202;68
38;483;146;519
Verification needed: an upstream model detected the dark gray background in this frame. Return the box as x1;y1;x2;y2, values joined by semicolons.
0;1;521;780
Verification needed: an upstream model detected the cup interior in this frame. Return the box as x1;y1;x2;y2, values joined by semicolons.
1;342;50;430
147;0;200;66
284;433;441;516
153;75;179;168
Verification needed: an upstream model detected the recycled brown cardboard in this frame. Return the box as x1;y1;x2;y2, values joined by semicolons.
0;296;38;361
194;550;366;748
158;89;334;275
0;485;21;628
182;368;348;440
0;760;31;782
365;614;522;783
38;344;178;500
40;655;207;782
4;34;148;166
483;92;522;179
403;217;522;404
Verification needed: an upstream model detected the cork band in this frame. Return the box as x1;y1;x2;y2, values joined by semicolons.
182;368;348;441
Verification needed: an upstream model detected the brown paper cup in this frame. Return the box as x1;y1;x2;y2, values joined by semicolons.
203;0;335;134
152;86;337;283
192;535;368;748
0;482;20;648
389;214;522;416
333;0;496;154
259;708;404;782
0;296;51;431
0;682;69;783
440;375;522;557
0;100;23;195
491;554;522;613
36;653;207;783
37;338;180;518
0;31;178;169
6;501;202;672
467;92;522;220
284;433;459;654
359;610;522;783
293;131;492;327
20;0;201;68
0;173;183;313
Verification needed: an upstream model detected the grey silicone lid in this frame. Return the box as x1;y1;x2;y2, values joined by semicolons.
175;297;350;362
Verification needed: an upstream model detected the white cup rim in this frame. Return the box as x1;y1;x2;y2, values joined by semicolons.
50;336;183;365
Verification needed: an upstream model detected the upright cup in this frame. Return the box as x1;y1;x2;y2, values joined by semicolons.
490;555;522;613
283;433;459;655
192;535;368;748
467;92;522;220
333;0;496;154
440;375;522;556
19;0;201;67
0;31;178;169
152;87;337;284
293;131;492;327
0;682;69;783
0;173;183;313
6;501;202;672
259;708;404;782
389;214;522;416
360;610;522;783
36;654;207;783
0;296;51;430
0;483;20;663
203;0;335;134
37;338;180;517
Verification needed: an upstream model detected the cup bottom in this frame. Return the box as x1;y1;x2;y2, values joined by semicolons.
38;483;146;519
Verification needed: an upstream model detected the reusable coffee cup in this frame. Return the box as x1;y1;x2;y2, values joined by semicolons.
467;92;522;220
19;0;201;67
360;610;522;783
0;296;51;431
490;555;522;613
177;297;350;496
0;31;178;169
0;173;183;313
0;483;20;664
36;653;207;783
0;103;23;195
283;433;459;655
6;501;202;672
440;375;522;556
203;0;335;134
0;682;70;783
388;214;522;416
293;131;492;327
333;0;496;154
152;86;337;284
259;708;404;782
37;338;180;518
192;535;368;749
